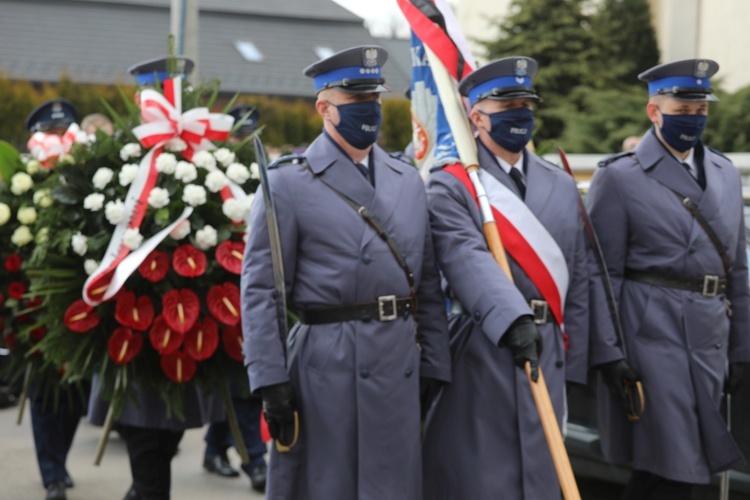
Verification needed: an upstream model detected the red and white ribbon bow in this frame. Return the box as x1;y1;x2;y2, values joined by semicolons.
27;123;89;166
83;77;234;306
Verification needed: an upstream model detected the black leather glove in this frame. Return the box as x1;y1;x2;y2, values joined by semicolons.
726;362;747;395
598;359;639;402
501;316;543;382
262;382;297;446
419;377;444;420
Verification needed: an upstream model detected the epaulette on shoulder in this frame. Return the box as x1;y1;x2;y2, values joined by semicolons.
268;154;306;170
597;150;635;168
708;147;731;162
389;151;416;167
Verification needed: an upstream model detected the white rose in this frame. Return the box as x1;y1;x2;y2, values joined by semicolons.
11;226;33;246
148;187;171;209
36;227;49;244
156;153;178;174
175;161;198;183
17;207;37;225
84;259;99;275
195;225;218;250
249;162;260;180
226;163;251;184
222;198;247;223
119;164;139;186
0;203;11;225
213;148;236;167
169;219;191;240
105;199;127;225
92;167;114;190
119;143;142;161
71;232;88;256
83;193;105;211
204;170;229;193
243;232;249;243
123;228;143;250
33;189;52;208
191;150;216;170
165;138;188;152
26;160;43;175
182;184;207;207
10;172;34;195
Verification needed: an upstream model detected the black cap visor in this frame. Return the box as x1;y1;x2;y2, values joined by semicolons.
479;86;542;102
654;86;719;102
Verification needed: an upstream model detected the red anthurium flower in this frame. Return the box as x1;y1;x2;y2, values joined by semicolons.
162;289;200;334
30;326;46;341
184;317;219;361
3;333;17;349
207;283;241;326
160;350;197;384
148;315;184;355
8;281;26;300
221;325;244;362
108;327;143;365
64;299;100;333
138;250;170;283
115;291;155;331
25;296;43;309
4;254;22;273
172;244;207;278
215;241;245;275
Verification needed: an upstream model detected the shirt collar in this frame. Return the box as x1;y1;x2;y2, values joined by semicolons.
494;152;524;175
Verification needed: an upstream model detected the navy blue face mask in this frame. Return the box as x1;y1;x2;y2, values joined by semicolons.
328;100;382;150
658;112;707;152
480;107;535;153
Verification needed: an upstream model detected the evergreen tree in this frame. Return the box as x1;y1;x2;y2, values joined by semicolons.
589;0;661;87
483;0;596;99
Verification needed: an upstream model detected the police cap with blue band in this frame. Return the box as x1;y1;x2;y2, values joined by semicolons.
24;98;77;133
228;105;260;137
304;46;390;94
638;59;719;102
458;56;541;106
128;56;195;86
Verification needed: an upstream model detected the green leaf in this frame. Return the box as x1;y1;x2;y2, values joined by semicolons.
51;186;83;205
154;208;171;227
0;140;23;181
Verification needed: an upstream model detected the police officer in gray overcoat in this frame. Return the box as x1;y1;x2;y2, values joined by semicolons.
241;46;451;500
421;57;593;499
587;58;749;499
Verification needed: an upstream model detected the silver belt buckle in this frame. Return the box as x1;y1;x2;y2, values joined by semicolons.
530;299;549;324
378;295;398;321
702;275;720;297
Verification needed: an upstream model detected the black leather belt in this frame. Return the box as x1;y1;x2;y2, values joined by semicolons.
625;269;727;297
530;299;555;324
298;296;413;325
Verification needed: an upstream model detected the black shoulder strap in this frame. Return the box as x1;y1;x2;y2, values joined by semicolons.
301;162;418;309
670;190;732;275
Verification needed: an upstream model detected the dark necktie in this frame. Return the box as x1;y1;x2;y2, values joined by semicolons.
355;163;369;182
509;167;526;200
681;162;705;190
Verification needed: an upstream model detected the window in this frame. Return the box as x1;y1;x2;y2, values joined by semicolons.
235;41;263;62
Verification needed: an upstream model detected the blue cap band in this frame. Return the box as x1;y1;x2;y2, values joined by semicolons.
648;76;710;95
135;71;187;85
313;66;382;92
469;76;533;105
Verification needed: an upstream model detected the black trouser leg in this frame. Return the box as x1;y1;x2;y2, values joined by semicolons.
119;425;184;500
622;470;694;500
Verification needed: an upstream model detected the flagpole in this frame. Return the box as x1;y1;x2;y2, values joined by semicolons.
423;44;581;500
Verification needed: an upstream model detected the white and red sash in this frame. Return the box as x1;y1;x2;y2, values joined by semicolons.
445;164;569;331
82;77;234;305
